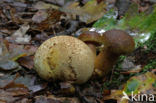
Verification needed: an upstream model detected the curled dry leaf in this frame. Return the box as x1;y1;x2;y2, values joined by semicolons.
17;56;34;69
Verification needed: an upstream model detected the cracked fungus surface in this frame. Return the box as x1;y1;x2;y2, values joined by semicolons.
34;36;95;84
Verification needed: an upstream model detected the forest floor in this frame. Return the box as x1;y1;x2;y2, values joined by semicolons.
0;0;156;103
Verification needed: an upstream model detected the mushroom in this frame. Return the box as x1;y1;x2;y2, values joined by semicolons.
94;29;135;77
34;36;94;84
78;31;104;57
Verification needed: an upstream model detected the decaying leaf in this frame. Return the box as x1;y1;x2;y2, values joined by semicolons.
7;24;31;44
0;39;37;71
0;72;47;94
62;0;106;24
0;74;16;88
0;89;28;103
124;72;156;95
103;72;156;103
0;83;29;103
58;82;75;95
32;9;64;32
0;60;19;71
0;73;29;103
17;56;34;69
35;95;80;103
0;41;22;71
32;10;48;23
14;74;47;93
34;1;60;10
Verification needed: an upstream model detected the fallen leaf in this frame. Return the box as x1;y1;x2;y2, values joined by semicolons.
58;82;75;95
0;60;19;71
32;10;48;23
0;73;29;102
17;56;34;69
0;84;29;103
123;72;156;95
0;89;21;103
32;9;64;31
62;0;106;24
103;72;156;103
0;74;15;88
34;1;59;10
120;65;142;74
0;40;9;56
14;74;47;93
35;95;80;103
7;24;31;44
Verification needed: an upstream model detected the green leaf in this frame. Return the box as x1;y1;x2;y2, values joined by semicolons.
124;79;140;95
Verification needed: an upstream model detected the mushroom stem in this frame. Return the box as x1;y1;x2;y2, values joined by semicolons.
87;43;96;57
94;48;119;77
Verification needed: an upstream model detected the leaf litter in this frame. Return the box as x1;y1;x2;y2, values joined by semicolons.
0;0;156;103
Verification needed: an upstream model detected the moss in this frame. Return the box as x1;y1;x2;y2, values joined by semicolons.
143;59;156;72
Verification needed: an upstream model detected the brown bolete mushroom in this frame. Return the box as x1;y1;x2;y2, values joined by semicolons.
78;31;104;57
94;29;135;77
34;36;94;84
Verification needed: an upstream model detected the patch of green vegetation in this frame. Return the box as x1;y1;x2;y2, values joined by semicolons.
102;80;122;89
144;32;156;52
143;59;156;72
123;3;156;33
134;31;156;50
93;4;156;33
102;56;127;89
93;9;118;30
115;56;126;70
133;38;143;48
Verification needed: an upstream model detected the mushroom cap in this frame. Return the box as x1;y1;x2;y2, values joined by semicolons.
102;29;135;55
34;36;94;84
78;31;104;46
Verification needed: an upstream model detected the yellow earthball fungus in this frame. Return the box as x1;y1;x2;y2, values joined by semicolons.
34;36;94;84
